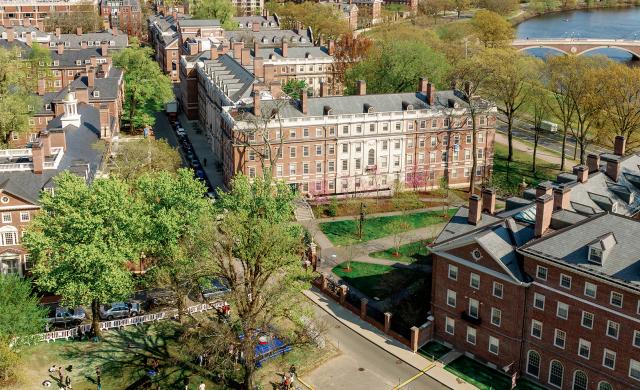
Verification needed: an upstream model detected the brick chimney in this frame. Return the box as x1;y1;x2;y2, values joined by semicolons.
264;64;275;83
281;41;288;57
37;78;46;96
101;41;108;56
357;80;366;96
76;26;83;36
614;135;625;156
241;47;251;66
320;81;328;97
602;154;621;182
572;164;588;183
49;129;66;151
536;181;552;198
210;47;219;60
468;194;482;225
300;90;308;114
587;153;600;173
426;82;436;106
32;141;44;174
269;81;282;98
40;130;52;157
55;27;61;38
253;86;261;116
57;42;64;54
418;77;428;94
232;41;244;60
328;39;335;56
26;33;32;47
99;104;110;138
252;21;260;32
87;67;95;88
253;56;263;79
6;27;13;42
535;194;553;237
481;187;496;214
553;183;572;211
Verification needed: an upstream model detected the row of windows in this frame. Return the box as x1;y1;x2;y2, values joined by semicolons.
447;264;504;298
1;212;31;223
444;317;500;355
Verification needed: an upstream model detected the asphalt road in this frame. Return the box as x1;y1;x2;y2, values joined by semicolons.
308;305;449;390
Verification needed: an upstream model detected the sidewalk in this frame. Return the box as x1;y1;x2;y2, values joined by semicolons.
178;112;225;191
304;287;476;390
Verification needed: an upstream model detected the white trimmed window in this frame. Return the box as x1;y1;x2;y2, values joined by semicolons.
533;293;545;310
554;329;566;349
1;213;11;223
556;302;569;320
584;282;597;298
446;289;456;307
469;273;480;289
607;320;619;339
492;282;503;298
560;274;572;289
602;349;616;369
536;266;548;280
610;291;623;308
468;298;479;319
466;326;476;345
488;336;499;355
448;264;458;280
548;360;563;388
531;320;542;339
633;330;640;348
491;308;501;327
578;339;591;359
445;316;455;335
630;359;640;381
581;311;594;329
527;351;540;378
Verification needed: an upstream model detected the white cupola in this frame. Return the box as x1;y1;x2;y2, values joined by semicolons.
60;90;81;128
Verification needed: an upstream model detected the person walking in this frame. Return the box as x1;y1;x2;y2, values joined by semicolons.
65;374;72;389
198;381;206;390
57;366;64;385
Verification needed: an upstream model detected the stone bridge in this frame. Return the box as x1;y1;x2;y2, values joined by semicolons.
512;38;640;60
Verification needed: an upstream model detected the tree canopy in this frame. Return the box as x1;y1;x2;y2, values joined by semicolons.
268;2;350;43
192;0;237;30
470;10;515;48
109;138;182;181
282;79;308;100
44;0;103;34
113;44;173;133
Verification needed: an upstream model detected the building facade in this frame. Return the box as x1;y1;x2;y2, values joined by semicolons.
0;0;99;28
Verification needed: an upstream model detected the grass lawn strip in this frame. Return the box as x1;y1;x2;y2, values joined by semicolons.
444;356;546;390
320;208;457;246
418;341;451;361
332;261;423;300
369;240;432;263
492;142;560;196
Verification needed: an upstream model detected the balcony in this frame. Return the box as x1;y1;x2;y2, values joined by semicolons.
461;311;482;326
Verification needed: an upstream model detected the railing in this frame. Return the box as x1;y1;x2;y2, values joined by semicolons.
0;148;31;157
0;162;32;171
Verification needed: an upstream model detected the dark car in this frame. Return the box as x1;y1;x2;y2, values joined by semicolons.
145;288;177;310
200;278;231;301
46;307;86;328
99;302;143;320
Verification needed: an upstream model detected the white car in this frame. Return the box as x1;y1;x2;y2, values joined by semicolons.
176;127;186;136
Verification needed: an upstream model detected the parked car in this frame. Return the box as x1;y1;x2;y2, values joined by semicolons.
46;306;86;327
145;288;177;310
99;302;142;320
176;127;186;137
539;120;558;133
200;278;231;301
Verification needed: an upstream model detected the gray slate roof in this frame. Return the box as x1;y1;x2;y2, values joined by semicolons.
434;207;501;244
51;67;123;102
234;15;279;29
50;47;114;67
49;31;128;49
200;54;256;102
257;46;331;60
520;212;640;287
225;29;312;47
178;19;221;27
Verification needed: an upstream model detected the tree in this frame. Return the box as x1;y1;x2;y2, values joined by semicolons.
452;0;470;17
44;0;103;34
418;0;451;22
0;276;48;382
389;220;411;257
192;0;237;30
113;44;173;133
332;34;373;95
136;170;212;322
345;39;451;94
269;2;350;44
595;64;640;152
448;53;494;194
0;47;40;146
109;138;182;181
470;10;515;48
27;43;54;83
528;84;549;173
282;79;308;100
479;0;518;15
478;49;542;162
23;173;146;337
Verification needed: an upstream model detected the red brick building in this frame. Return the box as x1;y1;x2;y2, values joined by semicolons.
0;0;99;29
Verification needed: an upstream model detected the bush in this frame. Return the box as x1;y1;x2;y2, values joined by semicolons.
325;197;338;217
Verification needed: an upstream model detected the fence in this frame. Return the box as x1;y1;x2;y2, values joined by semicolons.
39;302;225;343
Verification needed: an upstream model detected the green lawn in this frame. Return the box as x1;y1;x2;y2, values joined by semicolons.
332;261;425;300
319;209;457;246
418;341;451;361
445;356;546;390
492;142;560;196
369;240;432;263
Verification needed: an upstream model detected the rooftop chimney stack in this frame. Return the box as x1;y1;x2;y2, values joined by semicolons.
535;194;553;237
57;42;64;54
357;80;366;96
40;130;52;157
253;56;264;79
572;164;588;183
32;142;44;174
481;188;496;214
300;90;308;114
76;27;82;36
101;42;108;56
37;79;46;96
232;42;244;60
536;181;553;198
426;82;436;106
468;194;482;225
55;27;61;38
252;21;260;32
587;153;600;173
87;67;95;88
253;87;261;116
241;47;251;66
6;28;14;42
614;135;626;156
602;155;621;182
26;33;32;47
328;40;335;56
253;41;259;56
553;184;572;211
210;47;218;60
281;41;288;57
418;77;428;94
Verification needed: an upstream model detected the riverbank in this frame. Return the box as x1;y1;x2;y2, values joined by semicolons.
510;1;639;25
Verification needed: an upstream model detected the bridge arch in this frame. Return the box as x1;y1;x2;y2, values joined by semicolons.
515;46;569;56
578;46;640;60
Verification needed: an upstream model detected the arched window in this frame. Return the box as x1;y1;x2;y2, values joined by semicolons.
573;371;588;390
368;149;375;166
548;360;564;388
526;350;540;378
598;382;613;390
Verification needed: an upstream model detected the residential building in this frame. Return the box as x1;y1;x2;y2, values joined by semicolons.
99;0;143;36
232;0;263;16
148;13;180;81
0;0;99;29
0;91;105;276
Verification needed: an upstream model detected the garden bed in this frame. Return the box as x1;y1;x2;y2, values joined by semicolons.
332;261;425;300
444;356;546;390
369;240;433;264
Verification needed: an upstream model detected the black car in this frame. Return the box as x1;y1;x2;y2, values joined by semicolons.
145;288;177;310
200;278;231;301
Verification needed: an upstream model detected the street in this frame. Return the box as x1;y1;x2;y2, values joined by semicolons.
308;305;449;390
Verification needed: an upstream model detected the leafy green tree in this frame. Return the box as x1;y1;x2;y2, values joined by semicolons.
470;10;515;48
44;0;103;33
479;0;518;15
135;169;212;322
113;44;173;133
109;138;182;181
345;39;451;94
0;276;48;382
28;42;54;83
0;47;40;146
23;173;146;337
269;2;350;43
192;0;237;30
282;79;308;100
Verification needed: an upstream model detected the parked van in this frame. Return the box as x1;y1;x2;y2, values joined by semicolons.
539;120;558;133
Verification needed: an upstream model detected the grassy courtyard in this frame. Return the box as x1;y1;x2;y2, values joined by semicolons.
320;209;457;246
445;356;546;390
332;261;425;300
369;240;432;264
492;142;560;196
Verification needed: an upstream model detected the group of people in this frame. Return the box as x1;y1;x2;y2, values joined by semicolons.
44;365;72;389
281;365;297;389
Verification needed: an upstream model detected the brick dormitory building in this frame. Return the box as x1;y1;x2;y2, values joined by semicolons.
430;137;640;390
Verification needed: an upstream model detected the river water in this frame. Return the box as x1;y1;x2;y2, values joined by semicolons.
516;7;640;61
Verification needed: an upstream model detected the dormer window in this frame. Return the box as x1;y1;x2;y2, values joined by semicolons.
75;60;82;65
64;42;70;47
588;247;602;264
93;90;100;97
587;232;616;265
49;42;56;47
45;104;51;110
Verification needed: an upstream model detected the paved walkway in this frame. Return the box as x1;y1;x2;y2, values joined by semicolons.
304;287;476;390
495;132;573;167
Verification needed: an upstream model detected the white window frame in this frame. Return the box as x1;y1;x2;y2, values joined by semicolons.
610;291;623;308
560;274;572;289
602;349;616;370
491;307;501;327
469;273;480;290
466;326;476;345
578;338;591;359
531;319;542;339
536;265;548;280
606;320;619;340
581;311;594;329
19;211;30;222
554;329;566;349
633;330;640;348
584;282;597;298
445;316;455;335
488;336;499;355
448;264;458;280
446;289;456;308
492;282;503;299
1;213;11;223
468;298;479;319
630;359;640;381
556;302;569;320
534;293;545;310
